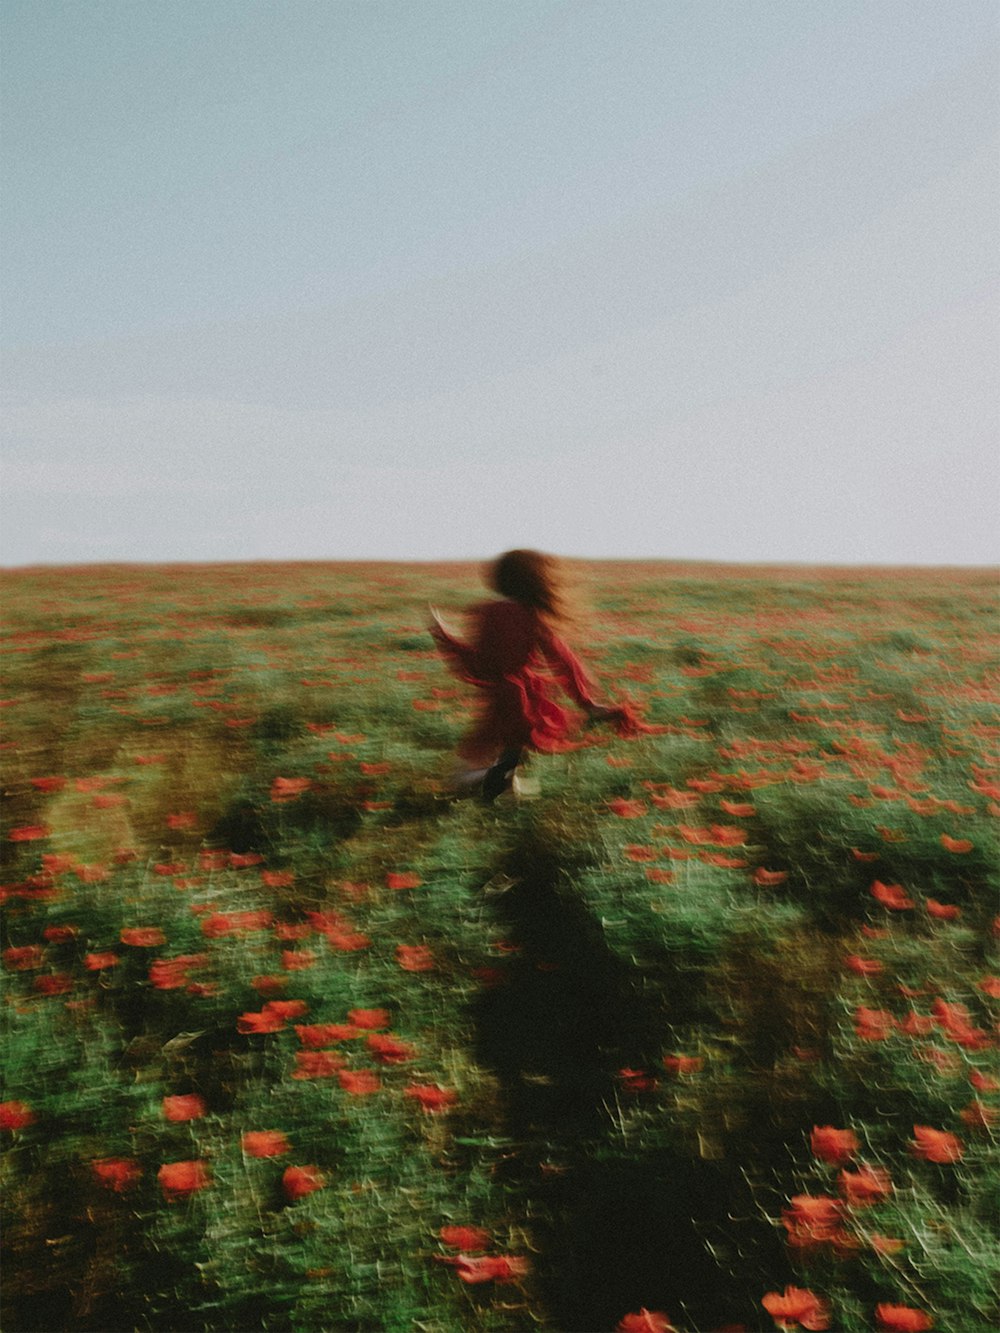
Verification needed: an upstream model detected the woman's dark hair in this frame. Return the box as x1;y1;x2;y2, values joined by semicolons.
488;549;569;622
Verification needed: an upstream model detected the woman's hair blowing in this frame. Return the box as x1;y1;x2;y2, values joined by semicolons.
488;549;570;622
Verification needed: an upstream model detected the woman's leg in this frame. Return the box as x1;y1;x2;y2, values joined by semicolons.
481;747;523;802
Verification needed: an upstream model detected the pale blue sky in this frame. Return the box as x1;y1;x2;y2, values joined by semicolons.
3;1;998;565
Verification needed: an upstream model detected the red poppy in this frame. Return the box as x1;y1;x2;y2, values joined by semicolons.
911;1126;962;1163
624;844;658;862
270;777;311;802
264;999;309;1020
645;868;676;884
85;951;119;971
166;811;198;829
810;1126;859;1166
875;1305;933;1332
404;1083;457;1112
237;1010;286;1034
0;1100;34;1131
262;871;296;888
35;973;73;995
282;1164;325;1201
960;1100;997;1129
839;1165;892;1206
847;957;885;979
366;1033;416;1064
386;871;422;890
720;800;755;817
440;1224;490;1250
925;898;961;920
242;1130;290;1158
291;1050;345;1080
978;976;1000;998
970;1069;1000;1093
9;824;50;842
940;834;972;853
858;1007;896;1039
396;944;435;972
280;949;316;971
753;867;788;886
663;1054;703;1075
228;852;265;868
153;862;185;876
781;1196;843;1248
92;1157;142;1192
294;1023;359;1048
158;1159;211;1199
870;881;913;910
617;1311;677;1333
347;1007;390;1030
607;798;647;818
4;945;44;970
31;776;66;792
449;1253;529;1284
899;1011;935;1037
337;1069;381;1095
201;910;273;937
761;1285;830;1330
120;927;166;947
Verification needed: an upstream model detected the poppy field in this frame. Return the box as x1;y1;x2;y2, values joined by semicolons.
1;559;997;1333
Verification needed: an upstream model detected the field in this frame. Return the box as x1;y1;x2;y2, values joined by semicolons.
1;560;997;1333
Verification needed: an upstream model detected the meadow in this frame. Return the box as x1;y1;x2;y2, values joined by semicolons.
1;559;997;1333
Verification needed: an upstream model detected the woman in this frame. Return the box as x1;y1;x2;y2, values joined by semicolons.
429;549;635;800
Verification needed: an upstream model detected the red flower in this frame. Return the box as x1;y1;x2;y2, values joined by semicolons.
871;881;913;910
663;1054;703;1076
396;944;435;972
970;1069;999;1093
386;871;422;890
366;1033;416;1064
281;949;316;971
439;1224;490;1250
120;927;166;947
270;776;311;802
875;1305;933;1332
291;1050;345;1079
242;1130;290;1158
30;776;66;793
9;824;50;842
978;975;1000;998
4;945;44;971
607;798;647;818
761;1285;831;1330
158;1159;211;1199
337;1069;381;1095
149;954;208;990
85;951;120;971
263;999;309;1020
940;834;972;853
810;1126;859;1166
92;1157;141;1192
404;1083;457;1113
35;973;73;995
347;1007;390;1030
617;1311;677;1333
0;1100;35;1131
839;1165;892;1206
925;898;961;920
911;1125;962;1163
42;925;78;943
753;867;788;886
237;1009;286;1034
282;1164;325;1201
163;1094;207;1122
854;1006;894;1039
782;1196;843;1248
450;1253;529;1284
201;909;272;937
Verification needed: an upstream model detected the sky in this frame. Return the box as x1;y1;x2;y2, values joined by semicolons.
2;0;998;567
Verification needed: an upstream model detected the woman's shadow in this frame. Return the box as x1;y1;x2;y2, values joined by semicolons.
471;818;788;1333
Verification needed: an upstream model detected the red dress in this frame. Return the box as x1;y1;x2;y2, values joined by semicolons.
431;598;600;765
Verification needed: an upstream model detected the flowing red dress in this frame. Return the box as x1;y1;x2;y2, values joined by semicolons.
430;598;600;766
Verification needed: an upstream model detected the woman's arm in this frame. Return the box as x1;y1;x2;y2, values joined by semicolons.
429;607;486;684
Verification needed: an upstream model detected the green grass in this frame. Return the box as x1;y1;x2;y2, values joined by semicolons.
1;560;997;1333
